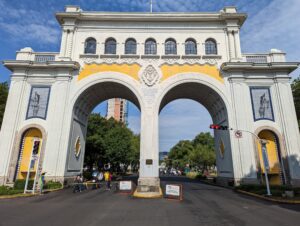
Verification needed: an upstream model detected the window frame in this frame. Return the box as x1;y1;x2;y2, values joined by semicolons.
205;38;217;55
105;38;117;54
84;38;97;54
144;38;157;55
165;38;177;55
125;38;137;54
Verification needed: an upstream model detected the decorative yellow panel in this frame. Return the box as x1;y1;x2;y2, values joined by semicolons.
17;128;42;180
257;130;281;185
160;64;224;83
78;63;141;81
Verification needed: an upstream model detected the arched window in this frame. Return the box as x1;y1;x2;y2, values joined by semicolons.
105;38;117;54
145;38;157;55
125;38;137;54
205;38;217;55
84;38;96;54
185;39;197;55
165;38;177;55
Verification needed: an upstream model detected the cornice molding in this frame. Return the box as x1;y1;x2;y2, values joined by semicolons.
56;12;247;26
221;62;300;73
3;60;80;71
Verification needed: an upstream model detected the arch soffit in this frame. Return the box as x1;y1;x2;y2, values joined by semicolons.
72;71;144;111
156;73;230;115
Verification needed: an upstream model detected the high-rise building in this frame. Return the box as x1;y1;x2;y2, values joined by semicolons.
106;98;128;123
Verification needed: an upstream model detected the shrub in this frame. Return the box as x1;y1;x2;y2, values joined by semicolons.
0;186;23;195
186;171;201;179
14;179;34;190
43;181;62;190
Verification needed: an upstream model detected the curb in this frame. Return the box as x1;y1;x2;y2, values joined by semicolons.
236;189;300;204
0;187;63;200
133;187;163;199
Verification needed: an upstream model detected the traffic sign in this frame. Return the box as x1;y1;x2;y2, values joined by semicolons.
235;130;243;138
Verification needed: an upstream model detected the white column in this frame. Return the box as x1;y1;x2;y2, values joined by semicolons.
59;29;68;57
138;105;160;189
233;30;242;59
139;107;159;178
227;30;236;60
0;77;27;184
65;29;74;58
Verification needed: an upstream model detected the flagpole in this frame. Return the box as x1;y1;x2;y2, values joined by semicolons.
150;0;153;13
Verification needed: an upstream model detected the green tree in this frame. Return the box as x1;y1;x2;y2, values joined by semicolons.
292;77;300;129
84;113;140;173
0;82;9;128
168;132;216;171
192;132;214;149
168;140;194;169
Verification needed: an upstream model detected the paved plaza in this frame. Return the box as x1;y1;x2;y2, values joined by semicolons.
0;177;299;226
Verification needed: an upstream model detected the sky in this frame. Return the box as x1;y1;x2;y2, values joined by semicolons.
0;0;299;152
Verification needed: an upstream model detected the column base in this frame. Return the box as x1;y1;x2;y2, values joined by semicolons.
133;177;162;198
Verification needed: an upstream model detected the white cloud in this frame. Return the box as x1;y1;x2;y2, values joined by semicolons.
0;0;60;45
241;0;300;62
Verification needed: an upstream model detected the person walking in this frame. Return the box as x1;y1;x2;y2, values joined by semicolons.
104;171;112;190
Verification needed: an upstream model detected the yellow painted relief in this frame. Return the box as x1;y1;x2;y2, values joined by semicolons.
17;128;42;180
78;63;141;81
257;130;281;185
160;64;224;83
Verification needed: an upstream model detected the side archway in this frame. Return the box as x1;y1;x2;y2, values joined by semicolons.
255;127;290;185
7;124;47;183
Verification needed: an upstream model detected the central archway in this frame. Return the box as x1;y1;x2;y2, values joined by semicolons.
157;75;235;184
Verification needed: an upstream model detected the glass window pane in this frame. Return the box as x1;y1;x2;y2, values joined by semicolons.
125;39;137;54
105;39;117;54
185;40;197;55
145;39;157;55
85;38;96;54
205;40;217;55
165;39;177;55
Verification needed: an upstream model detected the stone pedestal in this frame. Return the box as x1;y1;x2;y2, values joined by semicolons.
134;177;162;198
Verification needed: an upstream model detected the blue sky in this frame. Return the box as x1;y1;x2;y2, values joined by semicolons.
0;0;299;152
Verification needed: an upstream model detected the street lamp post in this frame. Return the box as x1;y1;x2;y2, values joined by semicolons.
232;129;272;196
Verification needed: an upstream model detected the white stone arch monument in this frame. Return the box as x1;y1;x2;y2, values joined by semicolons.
0;6;300;196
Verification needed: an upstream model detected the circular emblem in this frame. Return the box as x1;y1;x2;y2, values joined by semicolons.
74;136;81;158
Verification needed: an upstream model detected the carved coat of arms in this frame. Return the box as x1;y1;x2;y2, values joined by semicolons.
141;65;160;86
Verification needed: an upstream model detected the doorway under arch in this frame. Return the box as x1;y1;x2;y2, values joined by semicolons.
257;129;287;185
14;128;43;181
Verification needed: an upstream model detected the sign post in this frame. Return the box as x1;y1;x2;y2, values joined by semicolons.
165;184;183;200
261;140;271;196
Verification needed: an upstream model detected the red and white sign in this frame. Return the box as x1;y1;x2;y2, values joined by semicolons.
235;130;243;138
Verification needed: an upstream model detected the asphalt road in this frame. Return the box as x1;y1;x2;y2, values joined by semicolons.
0;176;300;226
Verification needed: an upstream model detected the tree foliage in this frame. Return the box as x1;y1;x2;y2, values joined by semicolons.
168;132;216;171
0;82;9;128
292;77;300;129
85;113;140;172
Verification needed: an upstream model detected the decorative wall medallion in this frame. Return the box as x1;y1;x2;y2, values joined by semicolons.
74;136;81;158
219;140;225;159
141;65;160;86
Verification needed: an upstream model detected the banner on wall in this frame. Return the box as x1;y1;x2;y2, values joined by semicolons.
250;87;274;121
26;86;51;119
